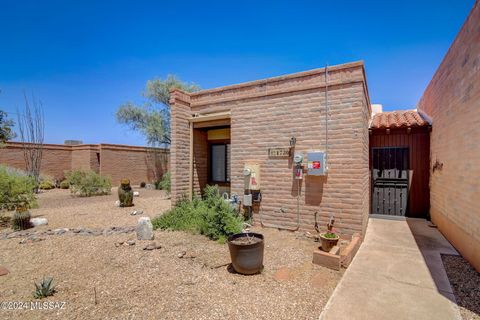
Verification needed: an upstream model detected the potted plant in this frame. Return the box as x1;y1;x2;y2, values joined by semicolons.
227;232;264;275
318;216;339;252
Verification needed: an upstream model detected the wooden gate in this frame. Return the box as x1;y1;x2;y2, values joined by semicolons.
371;147;409;216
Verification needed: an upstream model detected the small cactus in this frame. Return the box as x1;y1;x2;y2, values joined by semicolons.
118;179;134;207
33;277;56;299
60;180;70;189
12;208;31;230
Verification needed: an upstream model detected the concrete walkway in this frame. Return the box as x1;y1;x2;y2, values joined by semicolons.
320;216;461;320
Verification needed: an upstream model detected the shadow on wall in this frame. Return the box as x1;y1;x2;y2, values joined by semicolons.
145;149;168;182
304;175;326;206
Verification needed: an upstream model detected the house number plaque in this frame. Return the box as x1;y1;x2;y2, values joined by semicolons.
268;148;291;158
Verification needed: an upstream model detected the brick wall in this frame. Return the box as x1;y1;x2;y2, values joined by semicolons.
170;61;371;235
193;129;208;196
99;144;169;185
417;1;480;271
0;143;72;179
170;91;192;202
0;142;169;185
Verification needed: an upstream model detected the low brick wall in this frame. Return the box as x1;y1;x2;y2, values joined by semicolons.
0;142;169;185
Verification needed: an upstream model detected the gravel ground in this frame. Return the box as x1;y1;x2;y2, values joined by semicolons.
442;254;480;320
1;187;171;232
0;189;341;319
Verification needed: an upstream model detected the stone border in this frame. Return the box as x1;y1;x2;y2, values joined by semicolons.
1;226;136;240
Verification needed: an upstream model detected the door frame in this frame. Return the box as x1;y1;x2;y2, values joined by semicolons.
371;146;410;216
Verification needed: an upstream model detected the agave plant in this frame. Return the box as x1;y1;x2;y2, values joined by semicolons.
33;277;56;299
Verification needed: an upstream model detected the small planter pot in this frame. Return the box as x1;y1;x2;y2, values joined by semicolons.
319;233;339;252
227;232;264;275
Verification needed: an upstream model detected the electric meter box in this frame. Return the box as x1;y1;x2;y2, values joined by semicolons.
243;163;261;190
307;151;327;176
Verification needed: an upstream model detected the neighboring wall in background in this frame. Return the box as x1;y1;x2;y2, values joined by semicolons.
417;1;480;271
0;142;169;185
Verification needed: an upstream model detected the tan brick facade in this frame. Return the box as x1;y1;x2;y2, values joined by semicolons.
170;61;371;236
0;142;169;185
417;1;480;271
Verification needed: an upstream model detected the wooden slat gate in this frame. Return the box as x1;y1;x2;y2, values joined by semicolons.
371;147;409;216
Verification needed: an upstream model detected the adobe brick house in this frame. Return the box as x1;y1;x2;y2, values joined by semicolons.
170;61;371;236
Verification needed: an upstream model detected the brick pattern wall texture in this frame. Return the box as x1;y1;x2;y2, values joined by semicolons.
170;91;192;202
193;129;208;196
170;61;371;236
417;1;480;271
0;142;169;186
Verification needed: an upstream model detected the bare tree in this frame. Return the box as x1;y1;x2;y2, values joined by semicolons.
17;93;44;191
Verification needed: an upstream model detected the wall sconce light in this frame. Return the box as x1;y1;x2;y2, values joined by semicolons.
289;137;297;147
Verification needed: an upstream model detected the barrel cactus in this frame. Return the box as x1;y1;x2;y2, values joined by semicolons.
118;179;134;207
12;207;32;230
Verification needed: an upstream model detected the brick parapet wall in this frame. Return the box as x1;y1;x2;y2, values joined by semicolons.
417;1;480;271
0;141;169;185
170;62;371;235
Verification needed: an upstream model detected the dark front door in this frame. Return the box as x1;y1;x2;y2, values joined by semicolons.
371;147;409;216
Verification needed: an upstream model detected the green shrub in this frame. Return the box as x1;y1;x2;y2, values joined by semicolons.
0;165;37;211
59;180;69;189
155;172;171;193
39;180;55;190
152;185;243;242
65;169;111;197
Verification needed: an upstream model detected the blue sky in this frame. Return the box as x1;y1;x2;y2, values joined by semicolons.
0;0;474;145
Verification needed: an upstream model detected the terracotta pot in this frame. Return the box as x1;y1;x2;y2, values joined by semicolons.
319;233;339;252
227;233;264;275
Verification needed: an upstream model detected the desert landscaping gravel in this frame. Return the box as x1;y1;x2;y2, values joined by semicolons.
442;254;480;320
0;188;341;319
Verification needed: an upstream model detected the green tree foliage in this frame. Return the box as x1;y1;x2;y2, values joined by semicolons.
116;75;199;146
0;110;15;145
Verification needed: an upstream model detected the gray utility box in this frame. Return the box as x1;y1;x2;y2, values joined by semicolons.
307;151;327;176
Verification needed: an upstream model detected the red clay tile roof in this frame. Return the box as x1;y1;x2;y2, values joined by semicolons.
370;110;428;129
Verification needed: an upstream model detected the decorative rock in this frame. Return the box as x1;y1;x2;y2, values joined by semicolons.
143;242;162;251
0;266;9;276
53;228;69;235
126;240;136;246
178;251;187;258
136;217;154;240
115;200;121;207
30;218;48;227
145;184;155;190
133;191;140;197
130;210;143;216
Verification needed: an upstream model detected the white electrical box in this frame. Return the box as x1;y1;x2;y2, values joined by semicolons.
243;194;253;206
307;151;327;175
